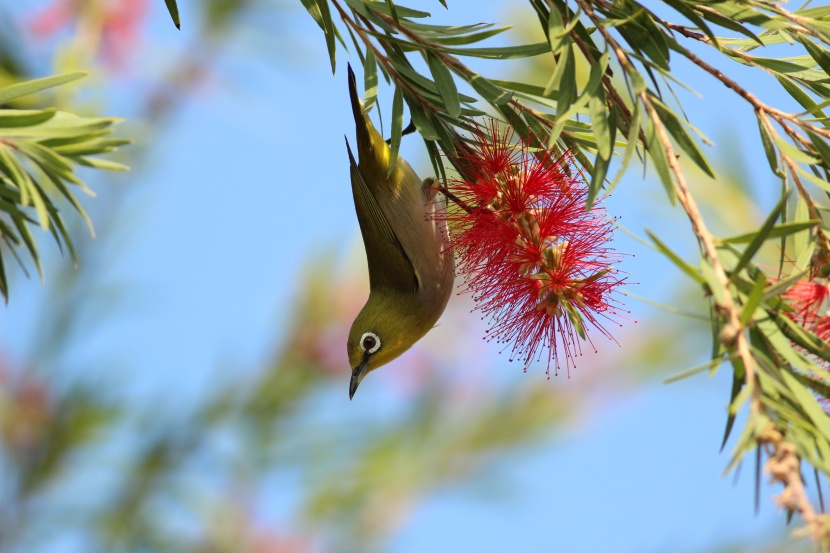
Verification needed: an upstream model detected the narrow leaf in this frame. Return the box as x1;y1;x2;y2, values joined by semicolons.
649;95;715;178
317;0;338;74
740;272;767;326
756;114;779;173
720;221;818;244
364;49;379;113
464;70;512;105
426;52;461;118
644;115;676;203
164;0;181;29
0;109;56;128
0;72;86;105
646;229;705;284
588;90;611;158
387;86;403;178
732;191;788;277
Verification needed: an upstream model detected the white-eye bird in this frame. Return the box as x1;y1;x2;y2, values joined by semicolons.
345;64;455;399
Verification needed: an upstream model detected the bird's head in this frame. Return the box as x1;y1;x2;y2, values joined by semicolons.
346;294;425;399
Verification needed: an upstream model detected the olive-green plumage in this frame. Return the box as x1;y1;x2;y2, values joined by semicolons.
345;64;455;399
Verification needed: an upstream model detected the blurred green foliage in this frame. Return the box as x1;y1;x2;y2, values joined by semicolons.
1;1;829;553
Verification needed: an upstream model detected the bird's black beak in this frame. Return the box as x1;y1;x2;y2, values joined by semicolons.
349;361;369;400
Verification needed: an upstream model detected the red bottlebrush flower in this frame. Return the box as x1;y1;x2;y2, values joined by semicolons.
784;278;830;325
782;277;830;411
436;120;627;375
811;314;830;344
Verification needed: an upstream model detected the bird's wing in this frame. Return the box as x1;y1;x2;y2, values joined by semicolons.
347;138;420;292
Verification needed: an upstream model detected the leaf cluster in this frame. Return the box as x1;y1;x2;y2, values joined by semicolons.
301;0;830;543
0;72;128;301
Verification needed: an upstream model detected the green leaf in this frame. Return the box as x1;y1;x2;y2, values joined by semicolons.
387;86;403;179
0;112;117;139
773;311;830;365
317;0;338;74
664;356;725;384
756;114;779;173
367;2;430;19
9;213;41;279
793;164;830;193
429;27;510;46
588;106;615;208
740;272;767;326
385;0;400;25
343;25;363;65
588;147;609;209
463;69;512;105
807;130;830;169
402;21;492;35
720;221;817;244
698;8;762;46
547;43;575;107
426;52;460;118
75;156;129;172
722;355;747;450
406;96;439;140
431;113;457;157
424;139;446;184
0;72;86;105
791;371;830;403
616;15;670;71
746;55;811;75
643;115;676;203
588;90;611;159
442;42;551;60
364;49;379;113
731;190;788;277
648;95;715;178
164;0;181;29
645;229;705;284
762;269;807;304
547;3;568;52
629;68;647;95
0;230;8;301
609;101;641;191
0;109;56;128
799;36;830;76
776;75;824;120
773;133;821;165
301;0;324;29
780;370;830;440
661;0;718;46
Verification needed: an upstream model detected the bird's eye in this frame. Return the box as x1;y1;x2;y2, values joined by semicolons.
360;332;381;354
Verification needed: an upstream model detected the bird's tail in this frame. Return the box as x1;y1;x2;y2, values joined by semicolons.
348;63;370;144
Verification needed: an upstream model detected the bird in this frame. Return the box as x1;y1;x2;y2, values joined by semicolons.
345;63;455;399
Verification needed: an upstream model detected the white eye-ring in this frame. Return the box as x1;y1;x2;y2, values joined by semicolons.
360;332;381;354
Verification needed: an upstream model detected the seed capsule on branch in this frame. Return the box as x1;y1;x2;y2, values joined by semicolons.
434;119;628;376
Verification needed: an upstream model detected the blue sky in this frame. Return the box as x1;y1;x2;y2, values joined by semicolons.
0;1;808;551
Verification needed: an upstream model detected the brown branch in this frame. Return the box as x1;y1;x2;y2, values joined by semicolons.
572;0;830;539
760;424;830;545
754;1;827;43
676;46;830;140
573;0;763;426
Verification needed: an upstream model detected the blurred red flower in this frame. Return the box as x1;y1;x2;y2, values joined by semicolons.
784;278;830;326
437;120;627;375
28;0;148;70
